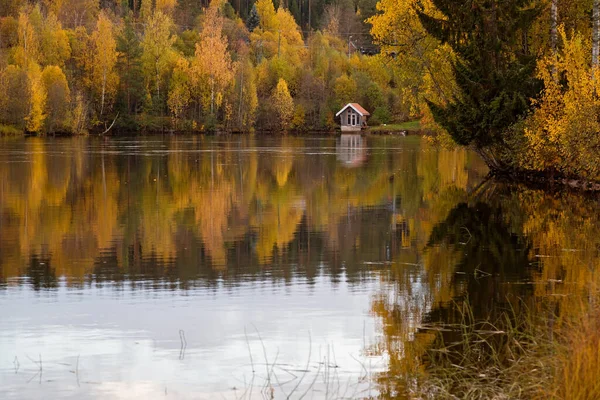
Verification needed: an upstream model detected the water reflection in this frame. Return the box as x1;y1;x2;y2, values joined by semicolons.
0;136;487;287
371;182;600;398
0;135;489;398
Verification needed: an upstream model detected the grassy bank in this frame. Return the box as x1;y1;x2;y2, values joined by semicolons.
368;120;421;133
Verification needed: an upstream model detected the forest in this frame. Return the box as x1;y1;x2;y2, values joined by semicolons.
0;0;403;134
2;0;600;180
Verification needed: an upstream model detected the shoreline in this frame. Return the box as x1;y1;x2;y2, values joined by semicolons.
489;168;600;192
5;127;421;137
9;131;600;193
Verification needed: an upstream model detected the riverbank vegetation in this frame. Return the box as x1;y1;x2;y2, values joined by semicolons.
371;0;600;180
0;0;410;134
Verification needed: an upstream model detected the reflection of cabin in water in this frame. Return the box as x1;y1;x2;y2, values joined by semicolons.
336;103;370;131
337;134;367;167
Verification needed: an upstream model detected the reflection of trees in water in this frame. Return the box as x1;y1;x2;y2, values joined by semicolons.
425;201;533;320
371;183;600;398
0;136;487;290
26;255;58;290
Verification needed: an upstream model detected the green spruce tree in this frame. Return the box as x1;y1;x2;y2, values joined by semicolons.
116;16;145;119
247;3;260;32
290;0;300;25
417;0;542;169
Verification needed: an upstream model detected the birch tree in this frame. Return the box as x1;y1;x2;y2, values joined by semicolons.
16;11;39;66
192;0;234;116
141;11;175;109
91;12;118;116
272;78;293;130
25;62;47;132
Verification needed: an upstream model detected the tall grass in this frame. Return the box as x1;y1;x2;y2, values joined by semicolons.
550;306;600;400
404;297;600;400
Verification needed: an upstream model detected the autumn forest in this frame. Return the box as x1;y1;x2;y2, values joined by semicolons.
0;0;400;135
5;1;600;397
2;0;600;183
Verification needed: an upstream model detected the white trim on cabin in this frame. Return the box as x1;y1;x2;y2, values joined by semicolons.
335;103;366;117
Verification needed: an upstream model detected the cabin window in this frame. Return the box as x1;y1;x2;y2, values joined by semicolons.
347;111;351;125
351;112;357;126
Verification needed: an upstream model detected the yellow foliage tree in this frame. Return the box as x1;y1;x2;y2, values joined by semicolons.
192;0;234;116
255;0;277;30
141;11;175;103
272;78;293;130
168;56;191;129
523;26;600;179
155;0;177;16
250;0;305;71
25;62;47;132
91;12;119;116
140;0;153;21
233;57;259;129
332;73;357;108
368;0;456;132
39;11;71;67
16;11;39;66
41;65;70;132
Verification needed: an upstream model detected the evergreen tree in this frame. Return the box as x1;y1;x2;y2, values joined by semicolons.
417;0;542;169
116;16;144;116
290;0;300;26
247;3;260;32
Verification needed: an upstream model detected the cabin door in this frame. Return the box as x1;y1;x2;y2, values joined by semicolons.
351;112;357;126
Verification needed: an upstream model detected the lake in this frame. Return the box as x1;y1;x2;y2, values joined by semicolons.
0;135;597;399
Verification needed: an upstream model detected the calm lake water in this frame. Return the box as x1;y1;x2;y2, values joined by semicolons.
0;135;597;399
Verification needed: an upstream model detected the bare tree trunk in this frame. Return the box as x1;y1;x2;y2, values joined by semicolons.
593;0;600;73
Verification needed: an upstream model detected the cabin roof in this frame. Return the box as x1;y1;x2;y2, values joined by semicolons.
335;103;371;117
